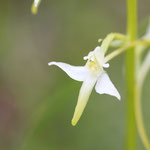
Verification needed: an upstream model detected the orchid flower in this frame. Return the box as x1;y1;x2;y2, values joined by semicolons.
48;46;120;126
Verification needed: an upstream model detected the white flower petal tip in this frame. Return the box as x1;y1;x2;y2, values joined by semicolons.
114;93;121;100
72;119;77;126
95;72;121;100
48;61;89;81
48;62;55;66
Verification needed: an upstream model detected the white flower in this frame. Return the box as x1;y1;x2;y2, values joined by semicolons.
48;46;120;126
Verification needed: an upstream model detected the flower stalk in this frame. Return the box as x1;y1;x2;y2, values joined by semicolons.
126;0;137;149
135;85;150;150
104;40;150;63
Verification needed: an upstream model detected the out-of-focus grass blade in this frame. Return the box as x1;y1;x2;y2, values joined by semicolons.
18;82;77;150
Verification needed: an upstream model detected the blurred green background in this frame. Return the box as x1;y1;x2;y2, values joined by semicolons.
0;0;150;150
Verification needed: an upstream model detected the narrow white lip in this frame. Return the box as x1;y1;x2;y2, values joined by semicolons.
71;72;98;126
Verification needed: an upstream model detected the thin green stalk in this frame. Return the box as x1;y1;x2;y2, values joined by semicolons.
104;40;150;63
126;0;137;149
135;50;150;149
135;85;150;150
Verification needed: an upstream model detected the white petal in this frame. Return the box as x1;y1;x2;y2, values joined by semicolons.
95;72;120;100
48;62;89;81
94;46;106;66
72;73;98;126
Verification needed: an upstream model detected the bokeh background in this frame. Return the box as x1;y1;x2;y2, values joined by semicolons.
0;0;150;150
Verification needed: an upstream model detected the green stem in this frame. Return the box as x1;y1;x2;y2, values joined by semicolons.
135;85;150;150
126;0;137;149
104;40;150;63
